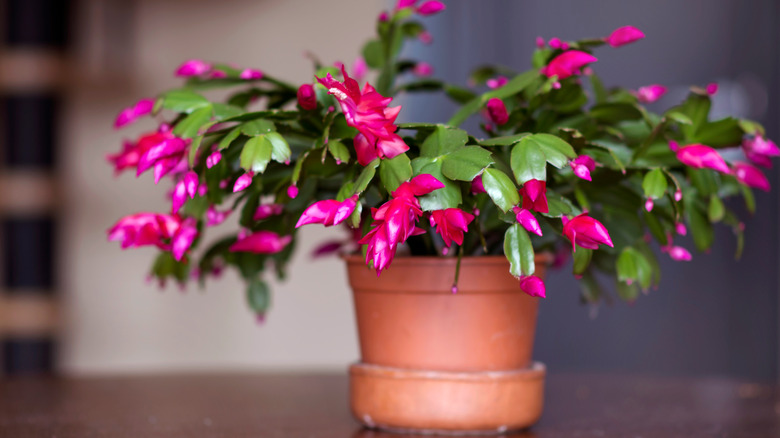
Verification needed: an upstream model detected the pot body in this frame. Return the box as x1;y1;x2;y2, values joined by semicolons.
345;255;548;434
346;255;546;372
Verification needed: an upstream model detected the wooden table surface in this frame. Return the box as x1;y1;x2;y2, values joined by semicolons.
0;372;778;437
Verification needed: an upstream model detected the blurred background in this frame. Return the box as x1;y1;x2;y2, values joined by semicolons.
0;0;777;381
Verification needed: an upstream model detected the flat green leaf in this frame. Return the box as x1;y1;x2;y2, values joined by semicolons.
218;127;242;150
411;158;462;210
441;146;494;181
590;74;607;103
173;105;213;139
589;102;643;123
379;154;412;193
481;168;519;212
642;168;668;200
616;281;639;301
188;134;205;167
448;70;537;127
212;103;244;121
686;197;714;251
511;139;547;184
479;133;529;147
362;39;384;68
708;194;724;222
240;136;272;173
241;119;275;136
740;185;755;214
503;224;535;277
444;84;477;104
643;210;668;246
354;158;380;194
247;279;271;314
572;248;592;276
161;89;211;113
266;132;291;164
616;247;653;291
420;125;468;157
525;133;576;169
327;140;351;164
695;117;743;147
665;111;692;125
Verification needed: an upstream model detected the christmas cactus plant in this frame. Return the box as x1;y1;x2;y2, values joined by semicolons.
107;1;777;316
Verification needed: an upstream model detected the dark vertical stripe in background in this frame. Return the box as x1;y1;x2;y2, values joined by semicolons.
0;0;70;375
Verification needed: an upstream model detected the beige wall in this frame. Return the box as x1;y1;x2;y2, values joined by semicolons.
61;0;380;374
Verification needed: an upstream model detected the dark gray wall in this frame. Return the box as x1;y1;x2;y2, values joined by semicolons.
400;0;779;381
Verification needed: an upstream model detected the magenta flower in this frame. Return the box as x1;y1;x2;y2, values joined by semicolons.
548;37;563;49
171;171;199;214
471;174;486;194
706;82;719;96
519;275;546;298
135;131;190;183
676;144;730;174
353;57;368;81
209;70;227;79
297;84;317;111
317;66;408;165
229;230;292;254
296;195;359;228
520;179;548;213
605;26;645;47
412;62;434;77
513;207;542;236
416;0;446;15
675;223;687;236
107;129;173;174
542;50;598;80
635;84;667;103
239;68;263;80
486;76;508;89
114;98;155;129
429;208;475;247
287;185;299;199
206;150;222;169
644;198;654;212
171;218;198;261
486;98;509;126
733;162;770;191
570;155;596;181
175;59;212;77
108;212;196;261
662;244;692;262
206;206;232;226
562;213;614;252
418;30;433;44
535;36;545;49
233;172;254;193
674;189;683;202
359;175;444;274
742;135;779;168
254;204;284;221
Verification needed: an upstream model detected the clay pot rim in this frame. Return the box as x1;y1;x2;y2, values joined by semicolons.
343;252;553;267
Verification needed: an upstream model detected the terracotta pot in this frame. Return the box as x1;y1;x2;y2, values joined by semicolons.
345;254;550;434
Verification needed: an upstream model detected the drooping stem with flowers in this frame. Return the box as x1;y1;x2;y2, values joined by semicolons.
107;2;777;317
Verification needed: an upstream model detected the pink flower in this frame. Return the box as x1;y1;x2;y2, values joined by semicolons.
396;0;416;8
171;171;199;214
239;68;263;80
287;185;299;199
107;213;197;262
520;179;548;213
114;98;155;129
135;131;190;183
206;206;232;226
429;208;475;247
471;174;486;194
706;82;719;96
635;84;666;103
229;230;292;254
570;155;596;181
675;144;730;174
513;207;542;236
175;59;212;77
486;76;508;89
676;222;687;236
742;135;779;168
562;213;614;252
353;57;368;81
732;162;770;191
209;70;227;79
674;189;683;202
107;129;173;174
542;50;598;80
206;150;222;168
412;62;434;77
378;11;390;22
548;37;563;49
359;175;444;274
535;37;545;49
419;31;433;44
297;84;317;111
662;244;692;262
233;172;254;193
416;0;446;15
317;66;408;165
253;204;284;221
644;198;654;212
668;140;679;152
519;275;546;298
486;98;509;125
605;26;645;47
296;195;359;228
